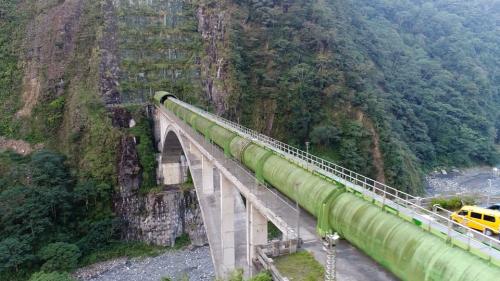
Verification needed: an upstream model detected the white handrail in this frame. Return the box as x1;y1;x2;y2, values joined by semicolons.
167;98;500;261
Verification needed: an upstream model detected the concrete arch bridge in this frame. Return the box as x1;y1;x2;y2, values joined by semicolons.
153;92;500;281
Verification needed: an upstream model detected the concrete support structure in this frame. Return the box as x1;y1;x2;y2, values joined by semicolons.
247;203;268;266
202;155;214;194
161;162;184;184
220;171;236;275
189;141;202;164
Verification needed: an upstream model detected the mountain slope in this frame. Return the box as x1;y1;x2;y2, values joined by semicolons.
217;0;499;193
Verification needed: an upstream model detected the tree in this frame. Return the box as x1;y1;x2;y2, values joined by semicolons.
0;237;33;273
310;124;341;146
38;242;81;272
0;150;117;277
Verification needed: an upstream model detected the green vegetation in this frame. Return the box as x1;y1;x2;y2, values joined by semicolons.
221;270;272;281
28;272;75;281
227;0;500;194
172;233;191;250
1;0;499;278
117;0;203;104
180;170;194;192
79;235;188;267
79;241;166;267
274;251;324;281
268;222;282;240
128;107;157;191
0;0;28;138
248;273;273;281
38;243;81;272
60;0;121;185
431;196;476;211
0;150;120;281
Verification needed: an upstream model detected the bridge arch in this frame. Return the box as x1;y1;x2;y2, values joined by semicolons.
154;95;500;281
158;123;189;185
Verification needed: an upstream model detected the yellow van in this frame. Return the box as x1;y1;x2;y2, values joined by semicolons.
451;206;500;236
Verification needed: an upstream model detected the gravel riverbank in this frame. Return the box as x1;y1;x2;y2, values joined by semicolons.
425;166;500;196
74;246;214;281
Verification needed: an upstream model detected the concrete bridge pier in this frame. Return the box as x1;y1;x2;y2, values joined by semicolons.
220;171;236;275
247;202;268;266
202;155;214;194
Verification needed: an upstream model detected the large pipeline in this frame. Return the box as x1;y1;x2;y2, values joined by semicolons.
155;92;500;281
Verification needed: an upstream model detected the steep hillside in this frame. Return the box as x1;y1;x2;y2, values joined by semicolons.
208;0;499;194
0;1;205;279
0;0;121;183
1;0;498;197
0;0;499;279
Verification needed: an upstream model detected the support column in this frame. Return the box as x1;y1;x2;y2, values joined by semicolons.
247;203;268;266
158;120;164;151
189;142;201;162
202;155;214;194
220;172;235;275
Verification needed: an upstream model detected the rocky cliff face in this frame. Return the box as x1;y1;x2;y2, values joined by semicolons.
100;0;122;106
115;187;207;247
2;0;208;248
117;135;142;196
18;0;85;117
106;0;208;247
196;1;233;115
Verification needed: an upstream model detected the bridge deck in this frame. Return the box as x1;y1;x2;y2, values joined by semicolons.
161;107;397;280
170;98;500;265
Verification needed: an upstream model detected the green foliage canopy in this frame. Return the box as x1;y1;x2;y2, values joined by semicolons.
0;150;120;279
228;0;500;193
28;271;75;281
38;243;81;272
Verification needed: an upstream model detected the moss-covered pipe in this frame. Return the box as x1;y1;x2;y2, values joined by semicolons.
154;92;500;281
327;192;500;281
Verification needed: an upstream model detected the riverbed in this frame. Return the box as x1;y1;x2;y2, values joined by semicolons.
425;166;500;196
73;246;214;281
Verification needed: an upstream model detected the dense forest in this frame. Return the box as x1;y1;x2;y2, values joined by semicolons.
0;151;120;280
226;0;499;193
0;0;499;279
0;1;163;280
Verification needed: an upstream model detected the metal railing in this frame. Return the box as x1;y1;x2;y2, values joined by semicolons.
431;204;500;256
158;107;301;241
255;240;299;281
167;98;500;262
416;194;500;208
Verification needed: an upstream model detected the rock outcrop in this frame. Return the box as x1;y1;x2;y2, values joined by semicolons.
117;136;142;196
115;187;207;247
100;0;122;105
0;137;43;155
196;2;232;115
106;0;207;249
110;107;134;128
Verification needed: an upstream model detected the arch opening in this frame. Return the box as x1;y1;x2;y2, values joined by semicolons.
159;130;189;185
